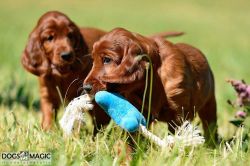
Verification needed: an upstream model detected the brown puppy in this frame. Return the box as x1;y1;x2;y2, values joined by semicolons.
83;28;218;145
21;11;106;129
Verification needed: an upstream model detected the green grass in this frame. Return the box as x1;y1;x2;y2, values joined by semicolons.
0;0;250;165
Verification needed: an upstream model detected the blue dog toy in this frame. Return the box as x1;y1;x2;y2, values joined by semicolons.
95;91;146;132
95;91;205;148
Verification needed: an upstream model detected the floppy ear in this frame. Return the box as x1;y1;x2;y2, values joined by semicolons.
72;25;88;56
21;30;50;76
100;62;146;84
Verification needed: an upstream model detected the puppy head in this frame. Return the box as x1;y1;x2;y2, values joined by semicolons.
83;28;158;94
21;11;88;76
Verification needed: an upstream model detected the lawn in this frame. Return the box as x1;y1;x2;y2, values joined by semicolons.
0;0;250;165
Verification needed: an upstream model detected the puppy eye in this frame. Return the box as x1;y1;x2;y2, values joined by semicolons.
102;57;112;64
47;35;54;41
68;32;74;39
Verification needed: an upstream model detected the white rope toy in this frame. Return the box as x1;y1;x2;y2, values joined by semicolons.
59;94;93;135
60;95;205;148
139;122;205;148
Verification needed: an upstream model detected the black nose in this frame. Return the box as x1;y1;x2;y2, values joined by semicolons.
83;84;92;93
60;51;72;61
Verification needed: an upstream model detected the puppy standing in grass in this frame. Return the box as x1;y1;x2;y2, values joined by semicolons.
83;28;218;146
21;11;106;130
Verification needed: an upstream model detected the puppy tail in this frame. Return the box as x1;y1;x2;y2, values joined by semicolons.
149;31;184;38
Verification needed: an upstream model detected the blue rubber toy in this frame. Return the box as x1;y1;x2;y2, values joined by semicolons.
95;91;146;132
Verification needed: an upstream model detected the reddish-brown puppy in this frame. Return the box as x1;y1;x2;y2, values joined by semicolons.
21;11;106;129
83;28;218;145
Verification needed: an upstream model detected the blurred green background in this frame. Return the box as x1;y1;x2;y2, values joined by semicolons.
0;0;249;138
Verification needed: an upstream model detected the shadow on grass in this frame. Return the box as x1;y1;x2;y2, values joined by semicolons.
0;78;40;111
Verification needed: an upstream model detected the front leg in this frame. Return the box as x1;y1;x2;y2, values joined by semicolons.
90;104;111;135
41;97;56;130
39;77;60;130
